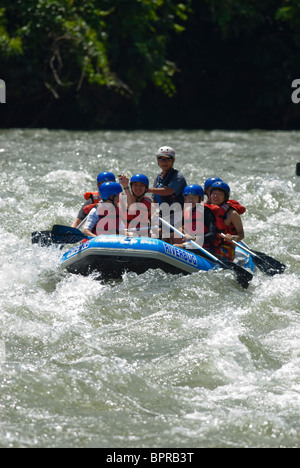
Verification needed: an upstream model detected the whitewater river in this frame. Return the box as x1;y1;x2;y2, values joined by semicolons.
0;129;299;448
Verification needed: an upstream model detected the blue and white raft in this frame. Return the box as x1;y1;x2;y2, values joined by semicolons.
59;235;255;278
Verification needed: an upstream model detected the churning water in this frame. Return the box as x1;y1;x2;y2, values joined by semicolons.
0;129;299;448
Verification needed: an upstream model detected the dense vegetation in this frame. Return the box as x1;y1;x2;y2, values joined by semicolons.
1;0;300;129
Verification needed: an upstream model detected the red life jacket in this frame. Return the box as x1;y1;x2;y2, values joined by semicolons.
183;205;214;250
82;191;101;217
183;205;203;234
219;204;238;236
84;191;100;202
227;199;246;215
205;200;245;261
126;196;152;228
205;200;245;235
204;203;225;235
83;203;98;216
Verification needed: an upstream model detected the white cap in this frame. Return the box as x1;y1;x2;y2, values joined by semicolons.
157;146;175;159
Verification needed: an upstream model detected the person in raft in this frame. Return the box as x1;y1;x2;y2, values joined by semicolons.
118;173;153;235
173;184;218;253
209;181;245;261
83;181;125;237
204;176;247;217
147;146;187;241
147;146;187;207
71;171;116;228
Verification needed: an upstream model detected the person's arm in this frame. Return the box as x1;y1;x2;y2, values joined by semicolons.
82;208;99;238
168;172;187;197
72;217;84;228
147;186;175;196
224;210;244;242
71;198;92;227
119;174;136;206
83;227;97;237
123;186;136;206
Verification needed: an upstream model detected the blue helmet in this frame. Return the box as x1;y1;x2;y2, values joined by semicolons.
210;181;230;200
183;184;204;198
97;171;116;184
99;181;122;200
204;177;223;192
130;174;149;187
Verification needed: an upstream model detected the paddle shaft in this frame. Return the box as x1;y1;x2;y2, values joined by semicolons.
220;233;286;275
77;217;87;229
159;217;253;289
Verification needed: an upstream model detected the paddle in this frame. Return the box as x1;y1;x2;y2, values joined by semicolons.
31;214;91;246
52;225;90;243
31;224;153;246
159;217;253;289
220;234;286;276
32;225;89;245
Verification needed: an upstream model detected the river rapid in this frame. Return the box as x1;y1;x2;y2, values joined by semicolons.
0;129;299;448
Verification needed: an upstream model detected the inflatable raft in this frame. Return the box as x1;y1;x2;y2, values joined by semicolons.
59;235;256;279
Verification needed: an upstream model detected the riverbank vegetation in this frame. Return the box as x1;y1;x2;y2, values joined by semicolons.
1;0;300;129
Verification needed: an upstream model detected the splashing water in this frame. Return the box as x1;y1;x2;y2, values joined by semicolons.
0;129;299;447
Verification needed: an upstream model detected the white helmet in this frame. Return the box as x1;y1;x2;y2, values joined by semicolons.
157;146;175;159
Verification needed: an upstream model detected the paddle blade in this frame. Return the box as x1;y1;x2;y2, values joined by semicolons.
52;225;86;243
251;250;286;276
185;244;253;289
223;260;253;289
32;225;86;246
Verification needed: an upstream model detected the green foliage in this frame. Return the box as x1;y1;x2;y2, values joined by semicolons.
0;7;23;55
0;0;300;129
0;0;192;100
202;0;279;37
202;0;300;43
275;0;300;45
101;0;192;98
